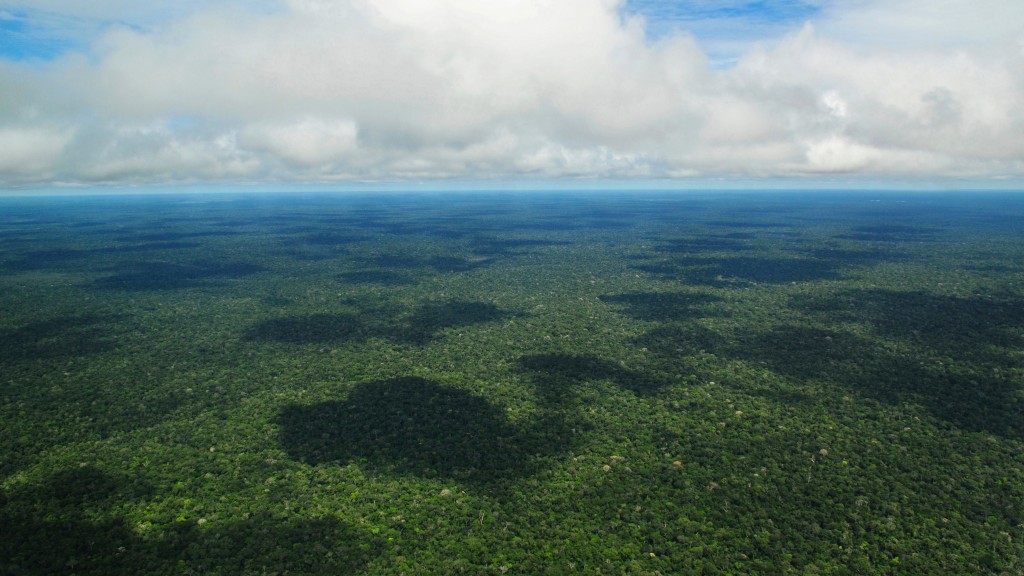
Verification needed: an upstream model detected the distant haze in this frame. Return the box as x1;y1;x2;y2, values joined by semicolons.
1;0;1023;189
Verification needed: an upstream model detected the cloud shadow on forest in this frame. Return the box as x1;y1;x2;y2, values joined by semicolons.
629;288;1024;440
278;377;571;489
338;269;417;286
834;224;937;243
2;242;203;272
517;353;672;400
94;261;264;290
792;288;1024;362
245;300;516;347
470;238;572;257
0;314;124;363
599;292;722;322
0;467;379;574
629;242;907;286
648;235;753;254
635;255;849;285
739;324;1021;439
354;254;493;274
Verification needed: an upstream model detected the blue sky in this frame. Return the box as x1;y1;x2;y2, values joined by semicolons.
1;1;818;64
0;7;80;60
0;2;282;62
627;0;820;65
1;0;1023;191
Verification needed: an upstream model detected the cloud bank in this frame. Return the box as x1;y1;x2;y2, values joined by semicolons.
1;0;1023;188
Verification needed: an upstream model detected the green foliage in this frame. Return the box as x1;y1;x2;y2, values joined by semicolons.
1;192;1022;574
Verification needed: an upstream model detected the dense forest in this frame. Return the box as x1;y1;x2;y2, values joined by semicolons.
1;192;1022;574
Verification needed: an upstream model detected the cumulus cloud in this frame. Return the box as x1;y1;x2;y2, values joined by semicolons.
0;0;1022;187
0;126;73;175
815;0;1024;51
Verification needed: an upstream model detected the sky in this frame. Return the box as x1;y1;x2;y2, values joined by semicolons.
1;0;1023;191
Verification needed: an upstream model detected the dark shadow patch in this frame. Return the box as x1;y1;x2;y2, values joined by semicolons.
793;288;1024;360
246;301;515;347
427;256;492;273
510;219;585;232
735;326;877;383
518;353;670;399
278;377;568;487
217;218;260;227
0;232;36;245
95;261;263;291
732;323;1023;439
962;263;1022;273
684;256;842;284
128;230;240;242
634;309;1023;439
651;236;752;254
835;224;936;242
3;242;204;272
294;232;367;246
0;314;123;363
169;515;380;574
426;227;477;240
632;324;728;358
344;221;429;235
260;294;293;307
276;237;352;260
599;292;722;322
800;245;905;266
117;241;203;252
630;242;905;286
633;256;845;285
0;466;153;575
394;301;511;345
705;221;793;229
0;467;379;575
471;238;572;257
246;313;366;345
360;254;424;269
338;270;416;286
356;254;491;274
630;262;683;276
2;465;152;514
283;248;348;262
67;221;110;229
2;247;92;271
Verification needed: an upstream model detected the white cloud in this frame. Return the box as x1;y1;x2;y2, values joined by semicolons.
240;118;359;167
0;0;1023;187
63;123;258;183
729;24;1024;171
815;0;1024;52
803;135;877;173
822;91;847;119
0;126;72;174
